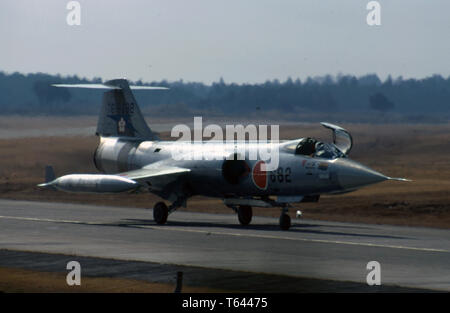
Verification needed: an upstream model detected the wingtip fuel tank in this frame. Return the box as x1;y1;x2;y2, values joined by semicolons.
38;174;139;193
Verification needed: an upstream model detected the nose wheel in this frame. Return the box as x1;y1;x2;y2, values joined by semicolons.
279;207;291;230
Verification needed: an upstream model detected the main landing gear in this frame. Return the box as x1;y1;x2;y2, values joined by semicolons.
153;197;185;225
232;204;292;230
153;202;169;225
154;198;294;230
237;205;253;226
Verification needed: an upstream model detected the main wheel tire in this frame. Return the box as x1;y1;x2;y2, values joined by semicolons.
279;213;291;230
238;205;252;226
153;202;168;225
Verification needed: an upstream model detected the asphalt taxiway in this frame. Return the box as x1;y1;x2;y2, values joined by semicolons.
0;199;449;291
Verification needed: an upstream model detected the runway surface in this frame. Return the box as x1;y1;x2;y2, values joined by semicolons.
0;199;449;291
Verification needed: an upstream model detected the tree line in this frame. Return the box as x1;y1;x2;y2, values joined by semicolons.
0;71;449;122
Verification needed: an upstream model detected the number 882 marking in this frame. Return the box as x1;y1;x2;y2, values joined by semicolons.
269;167;291;183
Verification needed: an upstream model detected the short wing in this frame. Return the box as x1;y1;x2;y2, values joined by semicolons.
118;163;190;191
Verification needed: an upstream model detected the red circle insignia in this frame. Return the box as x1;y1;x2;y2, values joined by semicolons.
252;160;268;190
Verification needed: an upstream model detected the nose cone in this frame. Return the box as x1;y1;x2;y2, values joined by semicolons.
335;158;388;190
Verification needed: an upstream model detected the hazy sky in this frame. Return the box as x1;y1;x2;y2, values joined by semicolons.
1;0;450;84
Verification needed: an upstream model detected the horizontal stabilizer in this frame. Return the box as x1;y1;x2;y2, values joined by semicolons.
52;83;168;90
54;78;165;140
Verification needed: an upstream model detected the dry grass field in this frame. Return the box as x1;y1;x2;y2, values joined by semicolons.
0;267;225;293
0;117;449;228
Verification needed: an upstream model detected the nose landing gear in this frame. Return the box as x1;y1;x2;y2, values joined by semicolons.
279;207;291;231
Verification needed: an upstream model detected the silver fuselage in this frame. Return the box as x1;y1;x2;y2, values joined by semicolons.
94;137;387;198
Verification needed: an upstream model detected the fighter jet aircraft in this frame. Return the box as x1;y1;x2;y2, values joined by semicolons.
38;78;409;230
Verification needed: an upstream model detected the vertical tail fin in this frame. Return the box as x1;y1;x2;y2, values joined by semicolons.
96;79;159;139
52;79;168;140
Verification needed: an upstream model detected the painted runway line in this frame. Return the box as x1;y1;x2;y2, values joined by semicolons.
1;215;448;253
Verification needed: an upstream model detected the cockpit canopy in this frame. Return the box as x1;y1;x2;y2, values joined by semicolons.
284;137;345;159
283;122;353;159
282;122;352;159
312;140;345;159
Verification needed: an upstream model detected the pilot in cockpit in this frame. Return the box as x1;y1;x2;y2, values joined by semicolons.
294;137;317;157
294;137;343;159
